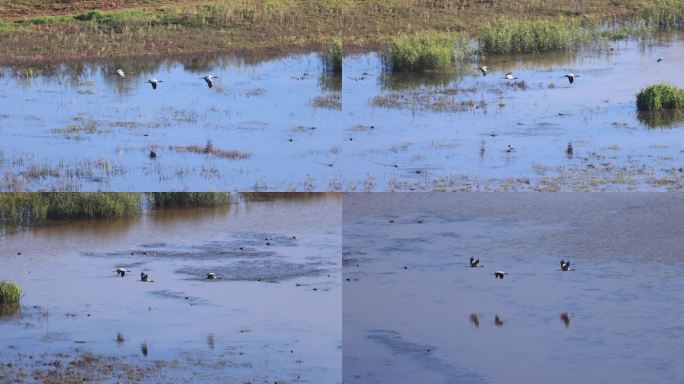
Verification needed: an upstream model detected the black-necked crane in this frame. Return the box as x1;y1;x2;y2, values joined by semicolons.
493;271;508;279
115;267;128;277
469;256;482;268
200;75;218;88
478;66;488;76
116;69;126;78
147;78;163;90
504;72;518;80
140;272;149;282
563;73;579;84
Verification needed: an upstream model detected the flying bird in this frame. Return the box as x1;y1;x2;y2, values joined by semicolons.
477;66;488;76
115;69;126;78
140;272;149;282
563;73;579;84
469;256;482;268
493;271;508;279
200;75;218;88
147;78;163;90
504;72;518;80
115;267;128;277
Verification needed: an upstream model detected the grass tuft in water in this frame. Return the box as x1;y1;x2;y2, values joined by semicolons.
320;39;342;74
381;31;469;72
0;193;142;226
149;193;230;208
636;84;684;111
0;281;21;305
478;18;586;54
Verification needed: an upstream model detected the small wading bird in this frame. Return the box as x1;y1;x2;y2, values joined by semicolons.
207;272;221;280
560;312;571;328
506;144;514;153
469;256;483;268
200;75;218;88
657;57;663;62
147;78;163;90
115;69;126;78
563;73;579;84
115;267;128;277
566;143;574;157
495;315;505;327
140;272;149;282
504;72;518;80
149;150;156;160
560;259;574;271
477;66;488;76
469;314;480;327
493;271;508;279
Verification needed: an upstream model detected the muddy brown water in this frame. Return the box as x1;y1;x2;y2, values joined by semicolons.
0;194;341;383
343;193;684;384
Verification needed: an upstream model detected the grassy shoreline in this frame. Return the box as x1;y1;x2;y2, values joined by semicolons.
0;1;681;65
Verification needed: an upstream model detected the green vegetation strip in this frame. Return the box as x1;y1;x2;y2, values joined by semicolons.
0;192;231;227
637;84;684;111
0;281;21;304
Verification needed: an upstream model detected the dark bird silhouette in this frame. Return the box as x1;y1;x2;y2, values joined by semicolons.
495;315;505;327
115;267;128;277
149;150;156;160
140;272;149;282
469;256;483;268
563;73;579;84
493;271;508;279
469;314;480;327
560;312;571;328
147;78;163;90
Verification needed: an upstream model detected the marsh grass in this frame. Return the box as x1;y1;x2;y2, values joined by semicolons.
478;18;587;54
169;141;251;159
636;84;684;111
320;39;342;74
381;31;471;72
0;281;21;304
149;193;230;208
0;193;141;226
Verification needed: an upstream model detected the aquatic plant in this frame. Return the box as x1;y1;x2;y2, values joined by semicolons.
0;281;21;304
478;18;587;54
320;39;342;74
0;193;142;226
149;193;230;208
381;31;468;72
640;0;684;30
636;84;684;111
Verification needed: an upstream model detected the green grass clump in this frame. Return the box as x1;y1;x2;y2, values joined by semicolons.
381;31;464;72
320;39;342;74
640;0;684;30
478;18;586;54
636;84;684;111
0;281;21;304
149;193;230;208
0;193;141;226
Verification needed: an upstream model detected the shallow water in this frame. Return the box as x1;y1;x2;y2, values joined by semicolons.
342;35;684;191
343;193;684;384
0;53;341;191
0;194;341;383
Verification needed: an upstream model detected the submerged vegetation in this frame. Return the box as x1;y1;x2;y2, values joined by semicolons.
636;84;684;111
149;193;230;208
0;281;21;305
